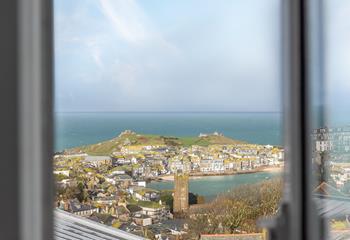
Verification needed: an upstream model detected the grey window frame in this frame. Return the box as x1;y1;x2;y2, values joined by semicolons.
264;0;326;240
0;0;53;240
0;0;326;239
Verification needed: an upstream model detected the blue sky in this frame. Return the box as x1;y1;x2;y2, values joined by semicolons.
325;0;350;125
54;0;281;112
54;0;350;119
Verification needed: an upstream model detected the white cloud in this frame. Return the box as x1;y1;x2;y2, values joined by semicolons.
98;0;156;44
98;0;178;53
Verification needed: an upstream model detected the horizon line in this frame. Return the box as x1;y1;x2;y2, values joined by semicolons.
54;111;283;114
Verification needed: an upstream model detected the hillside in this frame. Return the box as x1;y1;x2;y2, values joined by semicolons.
68;130;245;155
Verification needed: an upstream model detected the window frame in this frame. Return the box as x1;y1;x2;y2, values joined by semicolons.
18;0;54;239
0;0;54;239
0;0;327;239
264;0;326;240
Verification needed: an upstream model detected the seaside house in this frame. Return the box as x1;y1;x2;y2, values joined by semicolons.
115;174;133;188
53;169;70;176
132;180;147;187
60;199;99;217
135;188;160;201
88;212;118;226
114;157;132;165
132;187;160;202
127;204;143;215
140;205;170;222
169;160;183;173
83;155;112;168
146;219;188;239
200;159;225;173
169;159;191;173
199;159;211;172
133;213;153;226
114;205;130;221
56;179;77;188
132;166;145;177
224;160;238;171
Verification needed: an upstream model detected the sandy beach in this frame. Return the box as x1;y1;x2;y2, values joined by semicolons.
157;166;283;181
260;166;284;173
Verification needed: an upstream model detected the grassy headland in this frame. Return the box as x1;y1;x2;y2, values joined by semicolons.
67;130;245;155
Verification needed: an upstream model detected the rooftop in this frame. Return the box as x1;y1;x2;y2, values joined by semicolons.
84;156;112;162
54;209;146;240
200;233;263;240
68;199;97;213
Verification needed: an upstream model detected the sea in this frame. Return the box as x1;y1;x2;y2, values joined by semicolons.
148;172;280;202
54;112;282;152
54;112;283;201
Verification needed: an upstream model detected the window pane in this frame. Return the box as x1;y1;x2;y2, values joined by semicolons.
313;1;350;239
53;1;284;239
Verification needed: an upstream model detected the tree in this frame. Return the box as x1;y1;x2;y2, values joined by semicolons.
160;191;174;212
189;192;198;205
188;178;283;236
54;173;68;182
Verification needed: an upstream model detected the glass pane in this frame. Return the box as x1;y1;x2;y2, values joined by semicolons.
313;1;350;239
53;0;284;239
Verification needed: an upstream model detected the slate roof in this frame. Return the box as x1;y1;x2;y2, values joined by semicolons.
88;212;117;226
314;182;347;198
331;230;350;240
315;196;350;218
158;219;186;231
314;182;350;218
68;199;97;213
115;174;133;181
116;206;130;215
127;204;143;213
54;209;146;240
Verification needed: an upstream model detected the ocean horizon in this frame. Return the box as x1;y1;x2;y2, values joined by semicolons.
54;112;282;152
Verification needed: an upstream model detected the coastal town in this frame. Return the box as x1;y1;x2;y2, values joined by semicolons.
54;130;284;239
312;126;350;190
53;127;350;239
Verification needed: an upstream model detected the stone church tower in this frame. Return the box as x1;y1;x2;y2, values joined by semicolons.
173;169;189;215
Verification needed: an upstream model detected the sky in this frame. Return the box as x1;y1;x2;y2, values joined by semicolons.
54;0;350;118
325;0;350;125
54;0;281;113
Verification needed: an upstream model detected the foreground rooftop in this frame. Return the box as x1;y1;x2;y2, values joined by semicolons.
54;209;146;240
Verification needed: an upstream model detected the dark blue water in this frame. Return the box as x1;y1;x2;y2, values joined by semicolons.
54;112;282;152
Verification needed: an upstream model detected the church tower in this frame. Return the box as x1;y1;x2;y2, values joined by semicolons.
173;169;189;215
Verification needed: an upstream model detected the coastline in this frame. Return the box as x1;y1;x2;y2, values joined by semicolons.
55;112;282;151
155;166;283;181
